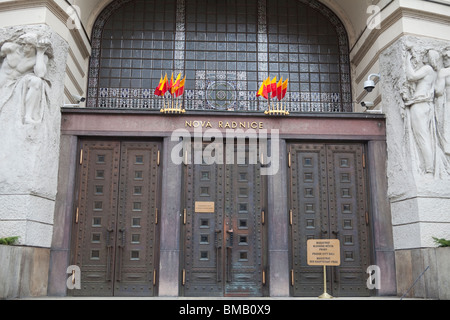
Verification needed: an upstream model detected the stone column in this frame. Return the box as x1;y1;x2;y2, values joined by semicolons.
0;25;68;248
158;137;183;296
267;139;290;296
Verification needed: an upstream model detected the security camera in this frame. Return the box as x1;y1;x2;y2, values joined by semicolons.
364;74;380;93
364;80;375;93
71;94;86;103
361;101;374;108
63;94;86;107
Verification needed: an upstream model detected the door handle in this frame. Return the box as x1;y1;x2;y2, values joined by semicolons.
106;227;114;282
226;246;232;282
227;229;234;245
331;231;339;283
226;229;234;282
117;228;125;282
215;230;222;283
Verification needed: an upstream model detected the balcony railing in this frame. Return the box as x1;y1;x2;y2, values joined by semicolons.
91;88;351;113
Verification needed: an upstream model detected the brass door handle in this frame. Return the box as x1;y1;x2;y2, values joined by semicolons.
117;228;126;282
215;230;222;283
226;246;232;282
106;227;114;281
226;229;234;282
227;229;234;245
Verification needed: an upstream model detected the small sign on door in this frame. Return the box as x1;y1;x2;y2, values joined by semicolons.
195;201;215;213
307;239;341;266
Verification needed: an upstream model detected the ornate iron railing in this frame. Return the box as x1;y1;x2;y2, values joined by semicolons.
96;88;350;113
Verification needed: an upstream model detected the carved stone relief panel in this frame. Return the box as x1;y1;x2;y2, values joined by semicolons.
0;25;68;246
381;36;450;188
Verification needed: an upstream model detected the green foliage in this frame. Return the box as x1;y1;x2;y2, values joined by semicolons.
433;237;450;248
0;236;19;245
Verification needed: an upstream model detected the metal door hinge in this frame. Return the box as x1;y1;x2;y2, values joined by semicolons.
291;269;295;286
261;210;265;225
262;270;266;285
79;149;83;165
365;211;369;226
182;269;186;286
289;209;293;225
183;208;187;225
153;269;157;286
288;151;292;168
157;150;161;166
75;207;79;223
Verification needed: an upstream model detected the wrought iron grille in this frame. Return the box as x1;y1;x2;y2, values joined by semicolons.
87;0;352;112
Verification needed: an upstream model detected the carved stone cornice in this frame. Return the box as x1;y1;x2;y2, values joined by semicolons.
352;5;450;71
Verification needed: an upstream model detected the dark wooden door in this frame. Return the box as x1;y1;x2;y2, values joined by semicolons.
289;143;371;297
71;140;161;297
182;143;268;297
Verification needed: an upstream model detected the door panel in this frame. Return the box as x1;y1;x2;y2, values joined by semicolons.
182;143;267;297
289;143;371;297
71;141;120;296
115;142;160;296
224;150;265;296
183;156;225;296
71;140;161;297
289;144;328;296
326;144;370;296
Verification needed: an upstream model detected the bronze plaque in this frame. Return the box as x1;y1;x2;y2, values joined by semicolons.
307;239;341;266
195;201;215;213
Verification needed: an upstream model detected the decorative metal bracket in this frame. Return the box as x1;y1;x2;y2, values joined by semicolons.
160;98;186;114
264;101;289;116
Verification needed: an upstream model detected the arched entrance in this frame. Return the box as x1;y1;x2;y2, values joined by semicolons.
58;0;386;298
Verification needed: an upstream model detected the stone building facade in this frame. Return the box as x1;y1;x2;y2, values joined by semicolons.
0;0;449;299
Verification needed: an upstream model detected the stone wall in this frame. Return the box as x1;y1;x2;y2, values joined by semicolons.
396;248;450;300
0;245;50;299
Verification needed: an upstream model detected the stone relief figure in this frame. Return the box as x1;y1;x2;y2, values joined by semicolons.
402;44;450;178
404;48;438;175
0;32;52;124
435;49;450;155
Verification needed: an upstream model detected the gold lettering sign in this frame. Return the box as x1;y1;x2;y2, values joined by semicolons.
185;120;264;130
307;239;341;266
195;201;215;213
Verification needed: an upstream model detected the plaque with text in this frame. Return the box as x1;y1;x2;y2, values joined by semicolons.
195;201;215;213
307;239;341;266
